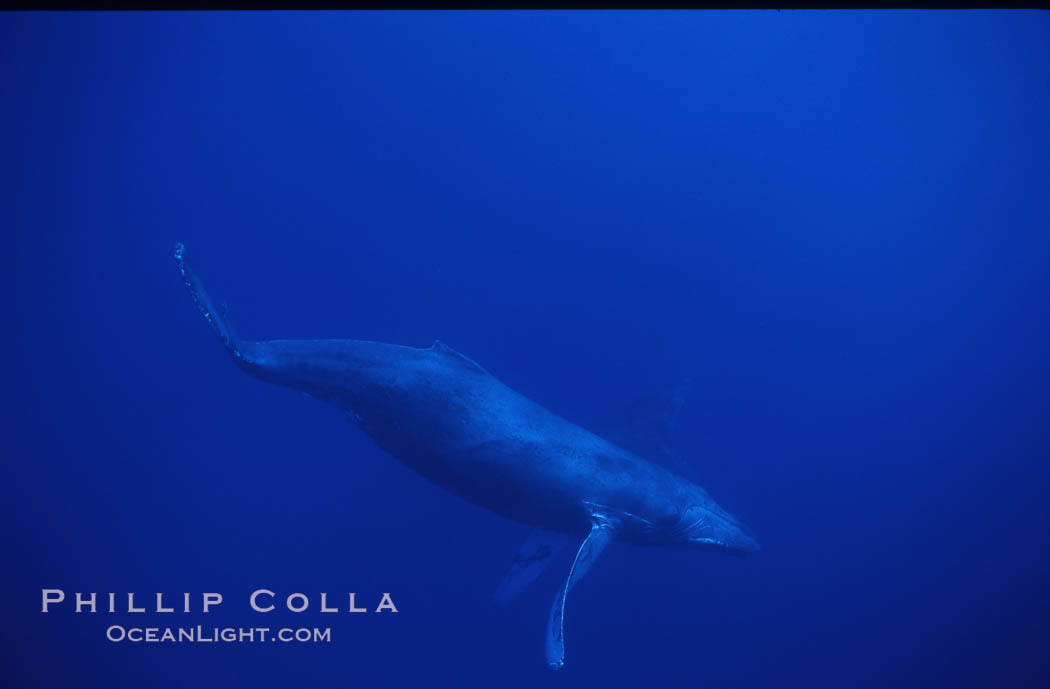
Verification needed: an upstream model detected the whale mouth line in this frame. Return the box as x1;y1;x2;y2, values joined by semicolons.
669;514;709;540
672;504;760;553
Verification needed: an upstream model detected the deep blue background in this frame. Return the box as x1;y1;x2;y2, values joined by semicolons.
2;11;1048;688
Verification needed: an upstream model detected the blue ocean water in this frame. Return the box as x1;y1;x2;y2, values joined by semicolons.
3;10;1048;689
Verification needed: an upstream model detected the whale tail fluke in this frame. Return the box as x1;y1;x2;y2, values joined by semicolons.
175;243;245;363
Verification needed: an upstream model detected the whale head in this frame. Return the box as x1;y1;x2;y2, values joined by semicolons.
677;500;761;557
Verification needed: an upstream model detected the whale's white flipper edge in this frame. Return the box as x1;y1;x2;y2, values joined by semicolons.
545;510;620;670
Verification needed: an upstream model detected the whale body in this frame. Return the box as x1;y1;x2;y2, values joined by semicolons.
175;244;758;668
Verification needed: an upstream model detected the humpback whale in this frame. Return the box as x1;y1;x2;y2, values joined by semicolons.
175;244;759;668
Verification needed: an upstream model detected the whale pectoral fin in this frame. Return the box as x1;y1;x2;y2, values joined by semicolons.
545;514;620;670
493;528;568;606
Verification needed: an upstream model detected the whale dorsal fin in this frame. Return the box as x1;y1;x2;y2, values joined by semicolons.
493;528;568;605
430;340;491;376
